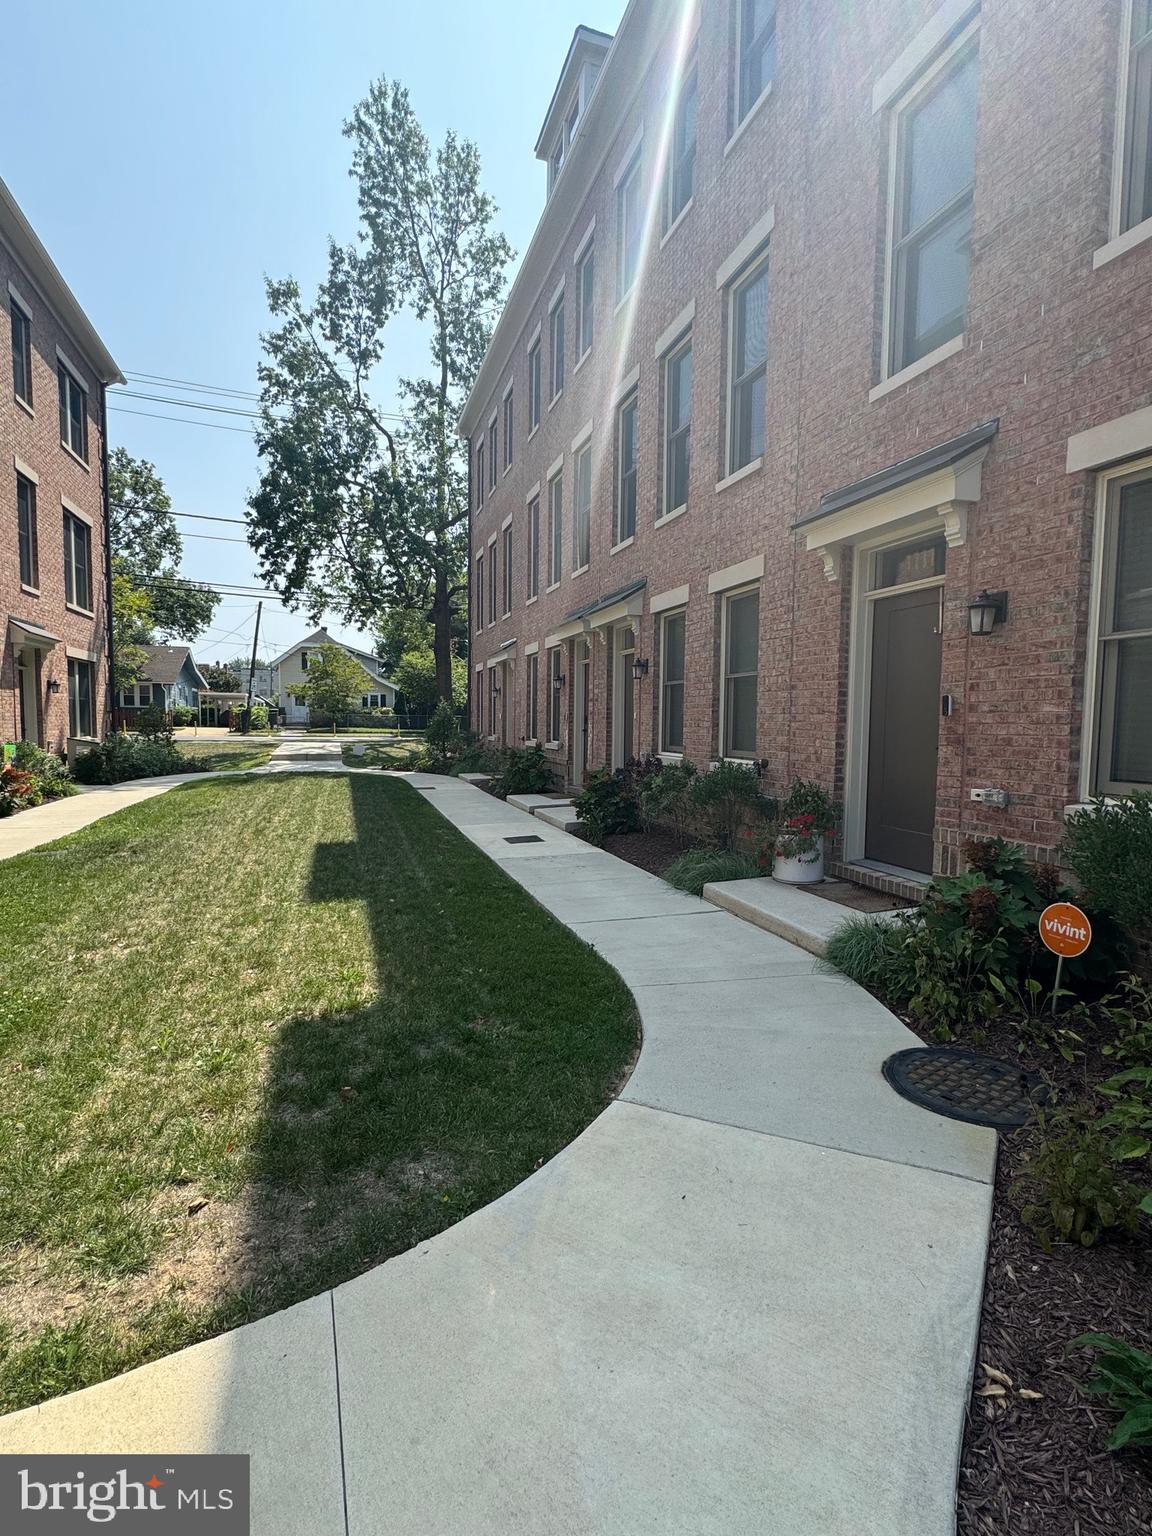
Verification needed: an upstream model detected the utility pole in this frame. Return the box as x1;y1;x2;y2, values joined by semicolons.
242;601;263;735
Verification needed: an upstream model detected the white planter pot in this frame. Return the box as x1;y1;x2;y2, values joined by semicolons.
773;836;824;884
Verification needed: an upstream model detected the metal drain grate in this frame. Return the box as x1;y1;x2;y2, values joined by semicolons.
882;1048;1048;1130
504;834;544;843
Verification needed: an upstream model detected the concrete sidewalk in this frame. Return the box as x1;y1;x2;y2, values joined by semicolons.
0;775;994;1535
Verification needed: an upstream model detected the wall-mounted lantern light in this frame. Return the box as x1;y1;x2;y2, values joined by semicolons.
967;590;1008;636
553;674;566;689
631;657;650;681
47;679;62;695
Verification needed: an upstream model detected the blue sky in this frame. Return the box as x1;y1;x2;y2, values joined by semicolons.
7;0;620;662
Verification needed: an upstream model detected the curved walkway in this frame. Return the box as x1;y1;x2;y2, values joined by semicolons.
0;774;994;1535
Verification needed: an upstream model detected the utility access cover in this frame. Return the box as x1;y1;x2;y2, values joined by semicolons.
504;834;544;843
882;1048;1047;1130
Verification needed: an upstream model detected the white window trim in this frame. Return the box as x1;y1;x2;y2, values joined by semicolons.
501;512;513;531
61;494;93;526
612;126;645;188
573;216;596;263
56;346;90;394
716;457;763;495
1067;404;1152;473
654;299;695;360
502;376;514;399
715;208;775;290
548;277;565;313
718;583;761;761
651;583;689;614
660;197;694;248
723;246;771;479
724;82;773;159
868;334;965;403
609;536;635;556
525;479;542;503
13;454;38;483
662;335;693;518
615;141;644;302
658;608;687;756
612;363;641;405
732;0;777;138
871;0;979;113
708;554;764;594
571;419;593;453
877;18;979;386
655;504;688;530
1079;451;1152;797
7;280;32;318
524;641;540;656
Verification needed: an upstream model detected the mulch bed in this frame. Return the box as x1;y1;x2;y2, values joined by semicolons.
893;1011;1152;1535
601;827;689;877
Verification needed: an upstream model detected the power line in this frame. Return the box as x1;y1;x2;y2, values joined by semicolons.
111;502;248;527
178;531;251;544
109;405;254;434
112;389;271;420
124;370;263;401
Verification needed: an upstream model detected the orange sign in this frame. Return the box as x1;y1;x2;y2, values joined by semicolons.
1038;902;1092;958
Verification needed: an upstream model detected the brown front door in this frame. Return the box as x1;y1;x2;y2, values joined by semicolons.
865;586;941;873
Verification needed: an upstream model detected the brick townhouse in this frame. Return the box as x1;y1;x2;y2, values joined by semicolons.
461;0;1152;888
2;175;122;757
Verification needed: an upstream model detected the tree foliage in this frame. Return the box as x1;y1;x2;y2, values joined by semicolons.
248;78;512;702
108;449;219;642
111;572;154;692
201;663;241;692
392;648;467;713
292;643;375;727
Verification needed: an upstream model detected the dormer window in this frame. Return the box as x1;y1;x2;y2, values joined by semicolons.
542;34;611;197
549;92;583;193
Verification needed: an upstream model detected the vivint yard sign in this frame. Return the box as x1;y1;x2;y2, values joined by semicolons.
1039;900;1092;1011
0;1456;248;1531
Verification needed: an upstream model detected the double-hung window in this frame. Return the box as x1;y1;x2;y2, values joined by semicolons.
476;441;485;509
67;656;95;738
615;392;638;545
487;541;497;626
576;241;595;361
617;152;643;299
721;588;759;757
737;0;777;125
664;337;692;514
527;494;540;599
11;301;32;407
548;471;563;586
502;522;513;615
660;610;686;754
528;339;542;431
1122;2;1152;234
727;258;769;473
550;295;565;401
525;651;539;741
63;510;92;612
887;34;979;374
666;57;698;229
573;440;592;572
17;473;38;590
503;389;514;471
59;362;88;461
488;418;498;492
1092;467;1152;791
548;646;563;743
475;553;484;632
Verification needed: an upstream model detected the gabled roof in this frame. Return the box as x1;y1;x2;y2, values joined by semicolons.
268;628;391;678
534;25;615;160
0;175;123;386
139;644;209;690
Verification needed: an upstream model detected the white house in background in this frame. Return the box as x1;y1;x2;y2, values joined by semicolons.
232;663;275;699
270;628;397;725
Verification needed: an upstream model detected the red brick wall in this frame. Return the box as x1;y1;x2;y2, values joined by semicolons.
469;0;1152;866
1;236;110;754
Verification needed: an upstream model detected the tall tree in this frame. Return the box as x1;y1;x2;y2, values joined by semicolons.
108;450;220;642
201;663;241;691
248;78;512;701
292;643;374;729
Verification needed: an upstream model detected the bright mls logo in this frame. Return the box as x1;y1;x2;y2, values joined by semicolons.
0;1455;249;1532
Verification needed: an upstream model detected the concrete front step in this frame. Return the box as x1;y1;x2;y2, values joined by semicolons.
534;805;583;833
702;876;905;958
457;772;493;787
505;793;575;814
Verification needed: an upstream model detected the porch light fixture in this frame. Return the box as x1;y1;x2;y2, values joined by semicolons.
631;656;650;681
553;674;566;688
47;679;62;694
967;590;1007;636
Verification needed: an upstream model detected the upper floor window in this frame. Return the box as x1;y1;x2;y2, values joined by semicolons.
1122;1;1152;233
737;0;777;125
664;337;692;515
11;302;32;407
63;510;93;612
573;440;592;571
59;363;88;462
502;522;513;615
476;441;485;509
528;338;542;431
548;470;564;586
17;472;38;590
488;418;498;491
1092;467;1152;792
727;257;769;474
576;241;595;361
721;587;760;758
615;391;638;545
887;33;979;375
503;389;514;472
550;296;566;401
487;542;497;626
666;57;698;229
527;494;541;600
475;553;485;632
617;152;643;299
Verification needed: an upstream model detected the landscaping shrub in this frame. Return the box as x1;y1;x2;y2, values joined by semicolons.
1072;1334;1152;1450
230;702;269;733
11;742;77;802
0;765;41;816
575;768;640;844
824;915;917;1002
663;848;761;896
1012;1110;1151;1249
170;706;196;727
774;779;841;866
489;744;554;799
1064;794;1152;973
686;760;774;849
72;735;208;785
424;700;466;764
446;739;504;777
135;704;173;742
639;759;698;838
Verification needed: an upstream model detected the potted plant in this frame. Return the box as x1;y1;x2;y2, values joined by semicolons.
773;779;841;884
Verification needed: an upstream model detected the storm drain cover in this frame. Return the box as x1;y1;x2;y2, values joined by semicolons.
882;1048;1048;1130
504;834;544;843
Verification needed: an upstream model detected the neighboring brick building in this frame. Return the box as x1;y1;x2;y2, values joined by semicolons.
2;175;122;757
462;0;1152;887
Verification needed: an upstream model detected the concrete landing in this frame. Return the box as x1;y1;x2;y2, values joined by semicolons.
505;792;574;813
533;804;583;832
703;874;906;957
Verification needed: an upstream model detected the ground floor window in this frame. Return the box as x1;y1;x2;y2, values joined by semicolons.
117;683;153;708
1094;469;1152;791
68;657;95;738
547;646;562;743
526;651;539;740
660;611;686;753
721;588;759;757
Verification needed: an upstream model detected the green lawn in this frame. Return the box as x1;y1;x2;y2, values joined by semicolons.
340;741;424;769
0;774;637;1410
174;740;275;773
